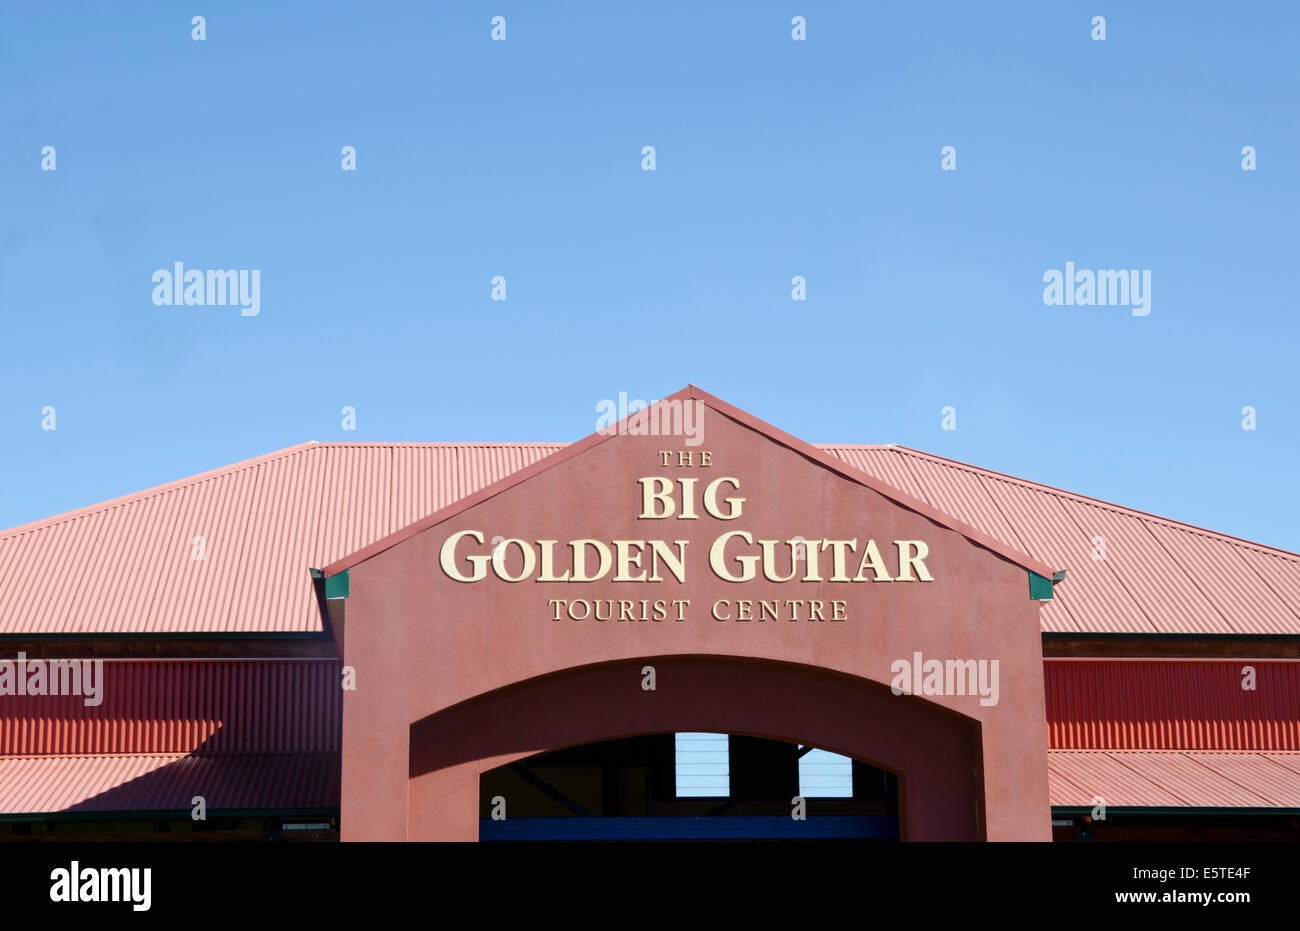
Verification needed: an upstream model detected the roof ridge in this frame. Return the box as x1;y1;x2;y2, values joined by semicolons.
0;442;322;542
873;445;1300;562
307;441;568;448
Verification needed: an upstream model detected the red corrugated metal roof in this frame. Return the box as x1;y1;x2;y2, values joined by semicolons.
1047;751;1300;808
1046;660;1300;750
0;659;340;755
1143;522;1300;634
825;446;1300;635
0;753;339;815
0;443;563;634
0;658;342;815
1;437;1297;635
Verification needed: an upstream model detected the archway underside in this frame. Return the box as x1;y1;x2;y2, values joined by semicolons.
408;655;985;841
479;732;900;840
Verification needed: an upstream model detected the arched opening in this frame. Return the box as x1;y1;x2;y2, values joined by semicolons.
479;733;899;840
408;655;984;841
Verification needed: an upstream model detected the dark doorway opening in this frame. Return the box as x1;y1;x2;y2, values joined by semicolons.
479;733;898;840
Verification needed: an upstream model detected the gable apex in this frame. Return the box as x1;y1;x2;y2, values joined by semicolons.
321;385;1061;582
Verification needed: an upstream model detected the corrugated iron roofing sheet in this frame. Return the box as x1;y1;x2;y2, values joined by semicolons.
1143;521;1300;635
1047;751;1300;808
828;447;1300;636
0;444;562;634
1046;660;1300;751
1237;548;1300;617
0;441;1296;636
882;450;1028;554
0;659;340;756
0;752;339;815
0;657;342;816
1048;751;1187;806
979;475;1134;633
821;447;930;501
1053;497;1215;635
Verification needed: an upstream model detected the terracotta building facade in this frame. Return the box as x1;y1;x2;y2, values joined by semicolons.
2;387;1298;842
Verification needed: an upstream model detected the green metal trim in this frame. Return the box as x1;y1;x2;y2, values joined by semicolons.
1029;571;1054;601
311;567;350;599
324;569;349;599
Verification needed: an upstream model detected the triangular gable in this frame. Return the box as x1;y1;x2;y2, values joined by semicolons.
322;385;1061;584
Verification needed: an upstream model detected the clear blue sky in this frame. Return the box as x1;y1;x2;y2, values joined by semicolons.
2;1;1297;551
